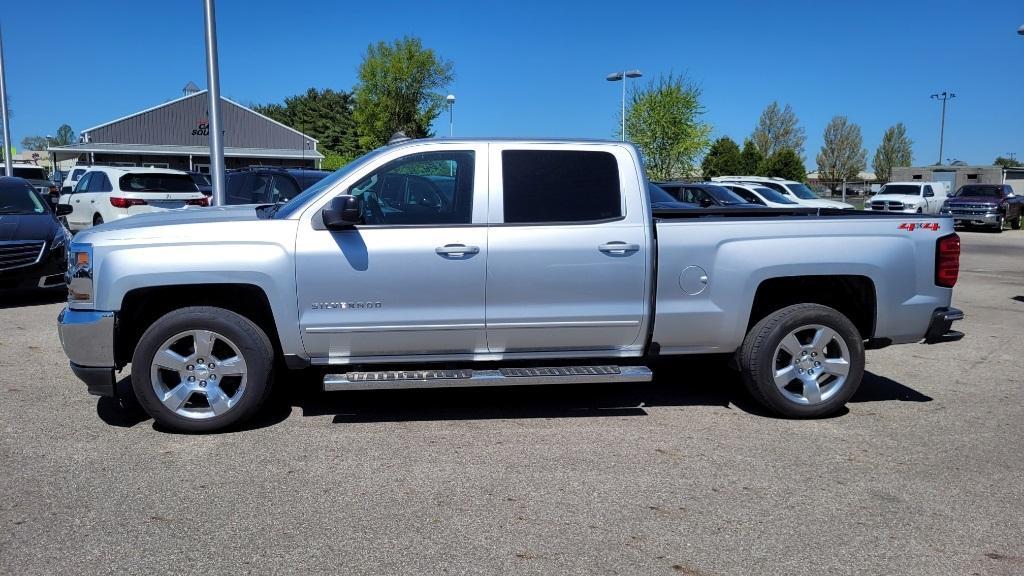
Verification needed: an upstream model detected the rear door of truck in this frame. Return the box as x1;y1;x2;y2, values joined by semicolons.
484;144;651;355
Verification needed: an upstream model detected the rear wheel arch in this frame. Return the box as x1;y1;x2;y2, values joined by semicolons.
115;283;282;369
746;275;876;341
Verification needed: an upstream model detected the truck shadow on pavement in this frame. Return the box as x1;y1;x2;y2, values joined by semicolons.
0;289;66;310
95;360;932;431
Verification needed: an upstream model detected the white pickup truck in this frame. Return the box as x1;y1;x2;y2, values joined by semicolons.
57;138;964;432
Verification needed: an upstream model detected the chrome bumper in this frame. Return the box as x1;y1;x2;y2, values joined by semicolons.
947;212;1000;225
58;308;118;397
58;308;116;366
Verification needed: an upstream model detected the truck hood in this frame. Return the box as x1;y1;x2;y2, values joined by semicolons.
944;196;999;206
74;205;264;243
871;194;924;204
0;213;62;242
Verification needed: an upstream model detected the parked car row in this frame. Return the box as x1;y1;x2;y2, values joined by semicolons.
651;176;856;210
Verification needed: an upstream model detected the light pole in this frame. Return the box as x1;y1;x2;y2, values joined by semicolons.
446;94;455;137
0;23;12;176
203;0;226;206
607;70;642;141
930;91;956;165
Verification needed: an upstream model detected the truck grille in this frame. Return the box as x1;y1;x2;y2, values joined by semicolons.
0;241;45;271
871;200;905;211
950;208;993;216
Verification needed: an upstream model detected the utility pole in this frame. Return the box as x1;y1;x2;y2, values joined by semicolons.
203;0;226;206
0;23;13;176
930;91;956;165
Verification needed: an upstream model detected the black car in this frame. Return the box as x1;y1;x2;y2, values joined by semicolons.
654;182;763;209
0;176;73;291
188;171;212;195
223;167;332;205
648;183;698;209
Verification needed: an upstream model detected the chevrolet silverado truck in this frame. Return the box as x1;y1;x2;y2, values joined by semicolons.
57;138;965;433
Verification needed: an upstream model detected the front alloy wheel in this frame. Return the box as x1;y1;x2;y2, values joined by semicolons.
150;330;248;419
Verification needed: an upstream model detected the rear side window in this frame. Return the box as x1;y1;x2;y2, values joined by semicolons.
13;167;46;180
119;173;198;193
502;150;621;223
728;187;763;205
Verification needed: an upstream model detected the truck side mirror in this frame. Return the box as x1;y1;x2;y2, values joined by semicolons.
322;195;362;229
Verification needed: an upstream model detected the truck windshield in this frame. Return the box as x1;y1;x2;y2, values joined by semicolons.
272;149;383;219
953;185;1002;198
13;167;47;180
787;183;821;200
879;184;921;196
754;186;796;204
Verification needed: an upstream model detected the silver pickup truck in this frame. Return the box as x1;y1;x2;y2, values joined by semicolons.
57;138;964;432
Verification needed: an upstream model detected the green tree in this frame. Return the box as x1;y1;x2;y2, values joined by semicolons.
53;124;75;146
353;36;454;150
254;88;359;159
321;152;356;171
751;102;806;158
740;139;765;175
701;136;743;178
762;148;806;182
623;73;712;181
872;123;913;181
994;155;1022;168
816;115;866;191
21;136;49;151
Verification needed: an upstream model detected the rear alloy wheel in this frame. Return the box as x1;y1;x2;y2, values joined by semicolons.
131;306;274;432
738;303;864;418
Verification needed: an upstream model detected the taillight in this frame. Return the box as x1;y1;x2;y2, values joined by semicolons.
935;233;960;288
109;197;147;208
185;197;209;207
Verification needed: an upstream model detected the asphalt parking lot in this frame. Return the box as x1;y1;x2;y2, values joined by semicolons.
1;229;1022;576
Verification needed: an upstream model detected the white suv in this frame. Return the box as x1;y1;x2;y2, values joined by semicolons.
58;167;208;231
711;176;854;209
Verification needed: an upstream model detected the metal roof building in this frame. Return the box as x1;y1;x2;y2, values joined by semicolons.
48;88;322;173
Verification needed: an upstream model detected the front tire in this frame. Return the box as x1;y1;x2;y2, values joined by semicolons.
738;304;865;418
131;306;275;433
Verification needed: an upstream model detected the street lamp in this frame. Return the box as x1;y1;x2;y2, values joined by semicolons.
930;91;956;165
446;94;455;137
607;70;642;141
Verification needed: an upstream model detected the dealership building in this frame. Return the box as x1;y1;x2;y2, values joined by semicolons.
48;84;322;173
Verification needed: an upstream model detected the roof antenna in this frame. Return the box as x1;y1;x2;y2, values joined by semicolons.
388;131;411;145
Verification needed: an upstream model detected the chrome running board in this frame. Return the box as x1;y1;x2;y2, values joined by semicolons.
323;365;652;391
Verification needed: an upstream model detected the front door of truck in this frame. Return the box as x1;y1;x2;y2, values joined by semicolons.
484;145;650;355
295;145;489;362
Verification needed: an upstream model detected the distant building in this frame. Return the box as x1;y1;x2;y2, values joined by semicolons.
48;85;322;173
890;165;1024;195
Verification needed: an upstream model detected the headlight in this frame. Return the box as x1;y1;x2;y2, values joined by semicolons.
67;244;93;304
51;227;71;251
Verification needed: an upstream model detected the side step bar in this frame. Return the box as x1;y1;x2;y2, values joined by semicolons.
323;365;653;391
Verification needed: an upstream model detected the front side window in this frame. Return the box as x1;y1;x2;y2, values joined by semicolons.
349;151;474;225
502;150;620;223
74;173;93;193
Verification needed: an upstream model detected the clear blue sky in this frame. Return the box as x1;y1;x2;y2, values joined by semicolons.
3;0;1022;167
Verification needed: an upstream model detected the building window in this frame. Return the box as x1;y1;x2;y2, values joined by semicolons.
912;175;922;180
967;174;978;180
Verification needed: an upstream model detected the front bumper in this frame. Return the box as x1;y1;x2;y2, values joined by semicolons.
945;212;1000;226
0;245;66;290
923;307;964;344
58;308;117;397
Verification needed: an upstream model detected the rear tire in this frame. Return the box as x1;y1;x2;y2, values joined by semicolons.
93;213;104;227
738;304;865;418
131;306;275;433
1011;214;1021;230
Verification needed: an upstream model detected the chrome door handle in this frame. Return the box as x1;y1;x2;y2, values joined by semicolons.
599;242;640;254
435;244;480;256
